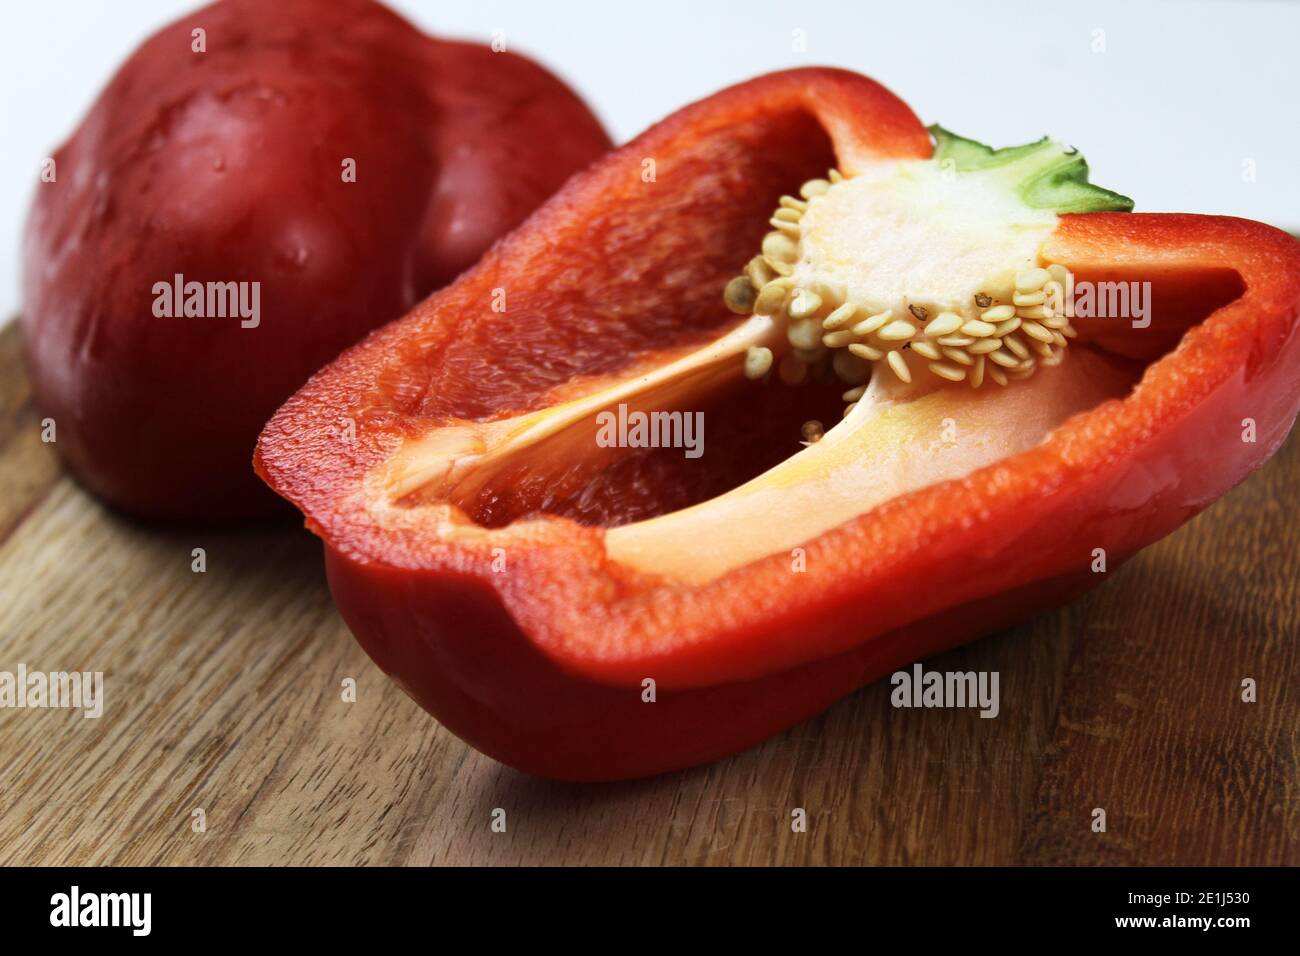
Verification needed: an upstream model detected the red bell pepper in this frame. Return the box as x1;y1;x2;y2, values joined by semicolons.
23;0;610;522
257;68;1300;781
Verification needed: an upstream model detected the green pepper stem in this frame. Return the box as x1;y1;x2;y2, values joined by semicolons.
929;125;1135;215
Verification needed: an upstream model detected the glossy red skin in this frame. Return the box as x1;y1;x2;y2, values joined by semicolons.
22;0;610;522
257;68;1300;781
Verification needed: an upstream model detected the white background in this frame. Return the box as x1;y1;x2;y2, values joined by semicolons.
2;0;1298;321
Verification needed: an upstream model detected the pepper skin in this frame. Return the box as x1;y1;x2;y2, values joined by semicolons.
23;0;610;522
256;68;1300;781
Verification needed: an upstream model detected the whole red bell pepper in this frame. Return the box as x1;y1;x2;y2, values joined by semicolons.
257;68;1300;781
23;0;610;522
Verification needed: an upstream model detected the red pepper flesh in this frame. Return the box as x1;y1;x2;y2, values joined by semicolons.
257;69;1300;781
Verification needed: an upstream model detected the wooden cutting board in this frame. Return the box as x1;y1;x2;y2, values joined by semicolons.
0;320;1296;866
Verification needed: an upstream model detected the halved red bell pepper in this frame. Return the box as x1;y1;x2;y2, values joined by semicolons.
256;68;1300;781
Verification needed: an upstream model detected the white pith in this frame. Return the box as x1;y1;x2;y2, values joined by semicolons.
795;160;1058;312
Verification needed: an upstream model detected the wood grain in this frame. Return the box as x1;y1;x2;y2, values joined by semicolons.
0;320;1295;866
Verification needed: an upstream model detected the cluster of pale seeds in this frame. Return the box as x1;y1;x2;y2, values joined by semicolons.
724;170;1079;417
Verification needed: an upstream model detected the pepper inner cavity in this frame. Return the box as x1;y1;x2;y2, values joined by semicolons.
726;161;1080;415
